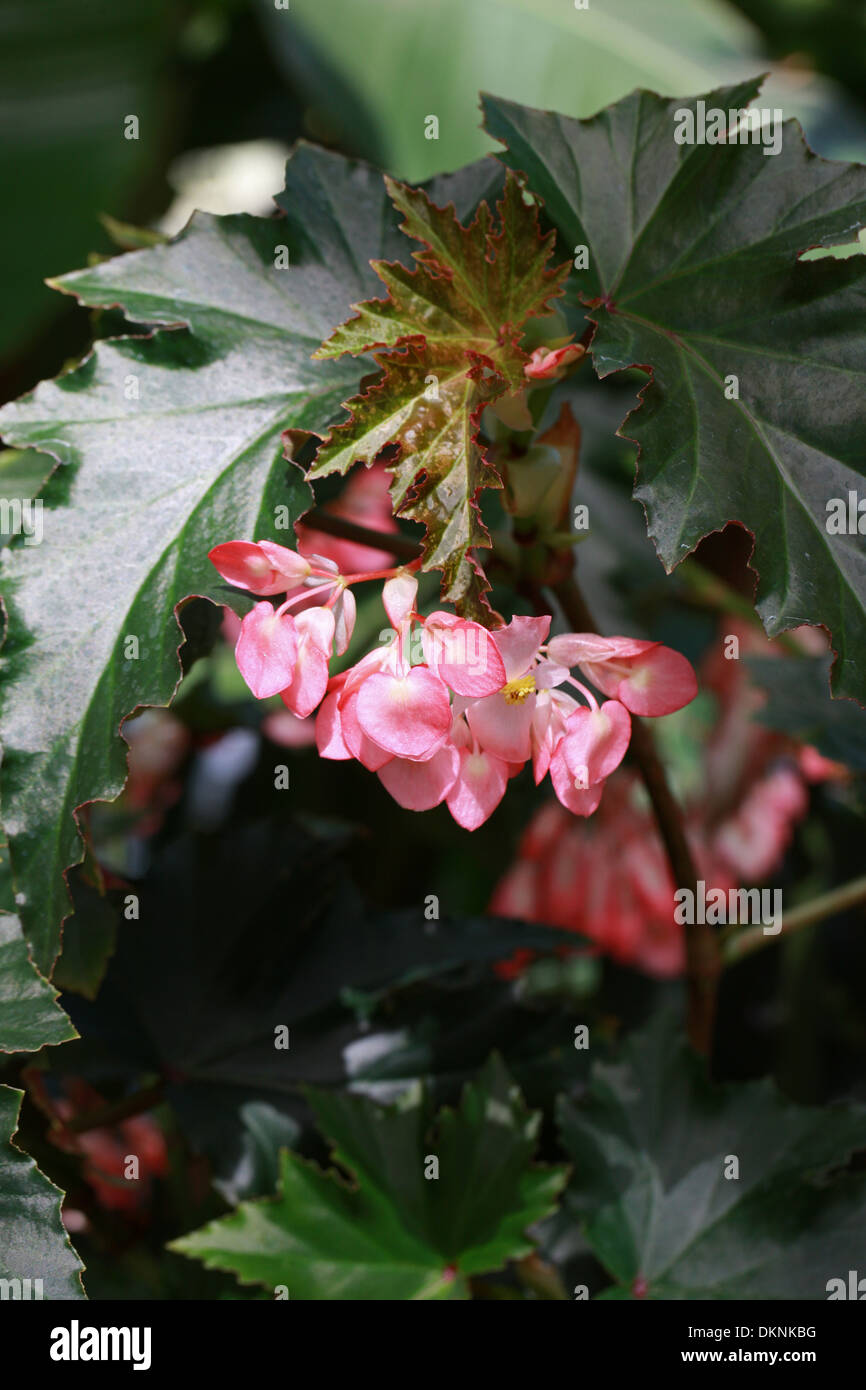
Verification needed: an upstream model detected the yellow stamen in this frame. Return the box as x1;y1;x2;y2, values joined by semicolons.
502;673;536;704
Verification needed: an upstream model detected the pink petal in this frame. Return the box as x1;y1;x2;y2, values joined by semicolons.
422;613;506;697
210;541;309;595
575;660;623;699
343;644;393;695
534;660;570;689
281;646;329;718
548;751;604;817
492;615;551;680
524;343;585;380
235;603;298;699
547;633;653;667
257;541;315;584
332;588;356;656
315;688;352;760
530;692;566;784
615;646;697;716
296;464;398;573
446;748;509;830
338;688;393;771
466;691;535;762
557;700;632;786
378;743;459;811
356;667;451;759
295;605;336;656
279;608;335;718
305;552;340;576
382;572;418;628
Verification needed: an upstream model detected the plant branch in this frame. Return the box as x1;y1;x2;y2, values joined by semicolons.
548;573;720;1056
62;1082;166;1135
722;875;866;966
302;508;422;563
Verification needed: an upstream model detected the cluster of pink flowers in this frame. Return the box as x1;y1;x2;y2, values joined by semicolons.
491;768;810;979
208;538;698;830
492;618;849;977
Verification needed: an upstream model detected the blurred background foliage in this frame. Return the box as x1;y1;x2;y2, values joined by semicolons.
2;0;866;396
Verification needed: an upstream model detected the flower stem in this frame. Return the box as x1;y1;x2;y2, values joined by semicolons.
302;508;422;563
722;874;866;965
549;573;720;1056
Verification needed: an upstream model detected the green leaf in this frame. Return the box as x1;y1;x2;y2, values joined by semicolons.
485;82;866;702
558;1012;866;1299
310;173;568;618
0;914;77;1053
171;1057;566;1300
283;0;862;182
747;653;866;771
64;813;571;1179
0;145;413;973
0;1086;85;1298
51;874;118;1000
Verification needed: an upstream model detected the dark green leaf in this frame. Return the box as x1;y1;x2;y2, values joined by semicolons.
748;654;866;770
62;815;571;1179
485;82;866;701
558;1012;866;1298
0;914;77;1054
170;1057;566;1299
0;1085;85;1298
52;874;118;1000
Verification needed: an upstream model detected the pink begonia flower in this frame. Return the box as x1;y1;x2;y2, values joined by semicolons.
530;687;579;784
378;742;460;811
546;633;649;666
235;602;299;699
465;615;559;762
547;755;604;818
280;607;336;718
445;720;512;830
332;586;356;657
548;632;697;717
382;572;418;628
798;744;848;783
551;700;632;788
315;678;352;761
211;523;699;832
209;540;312;595
421;611;506;698
524;343;585;380
356;666;452;759
235;601;338;711
327;653;396;771
713;766;808;881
